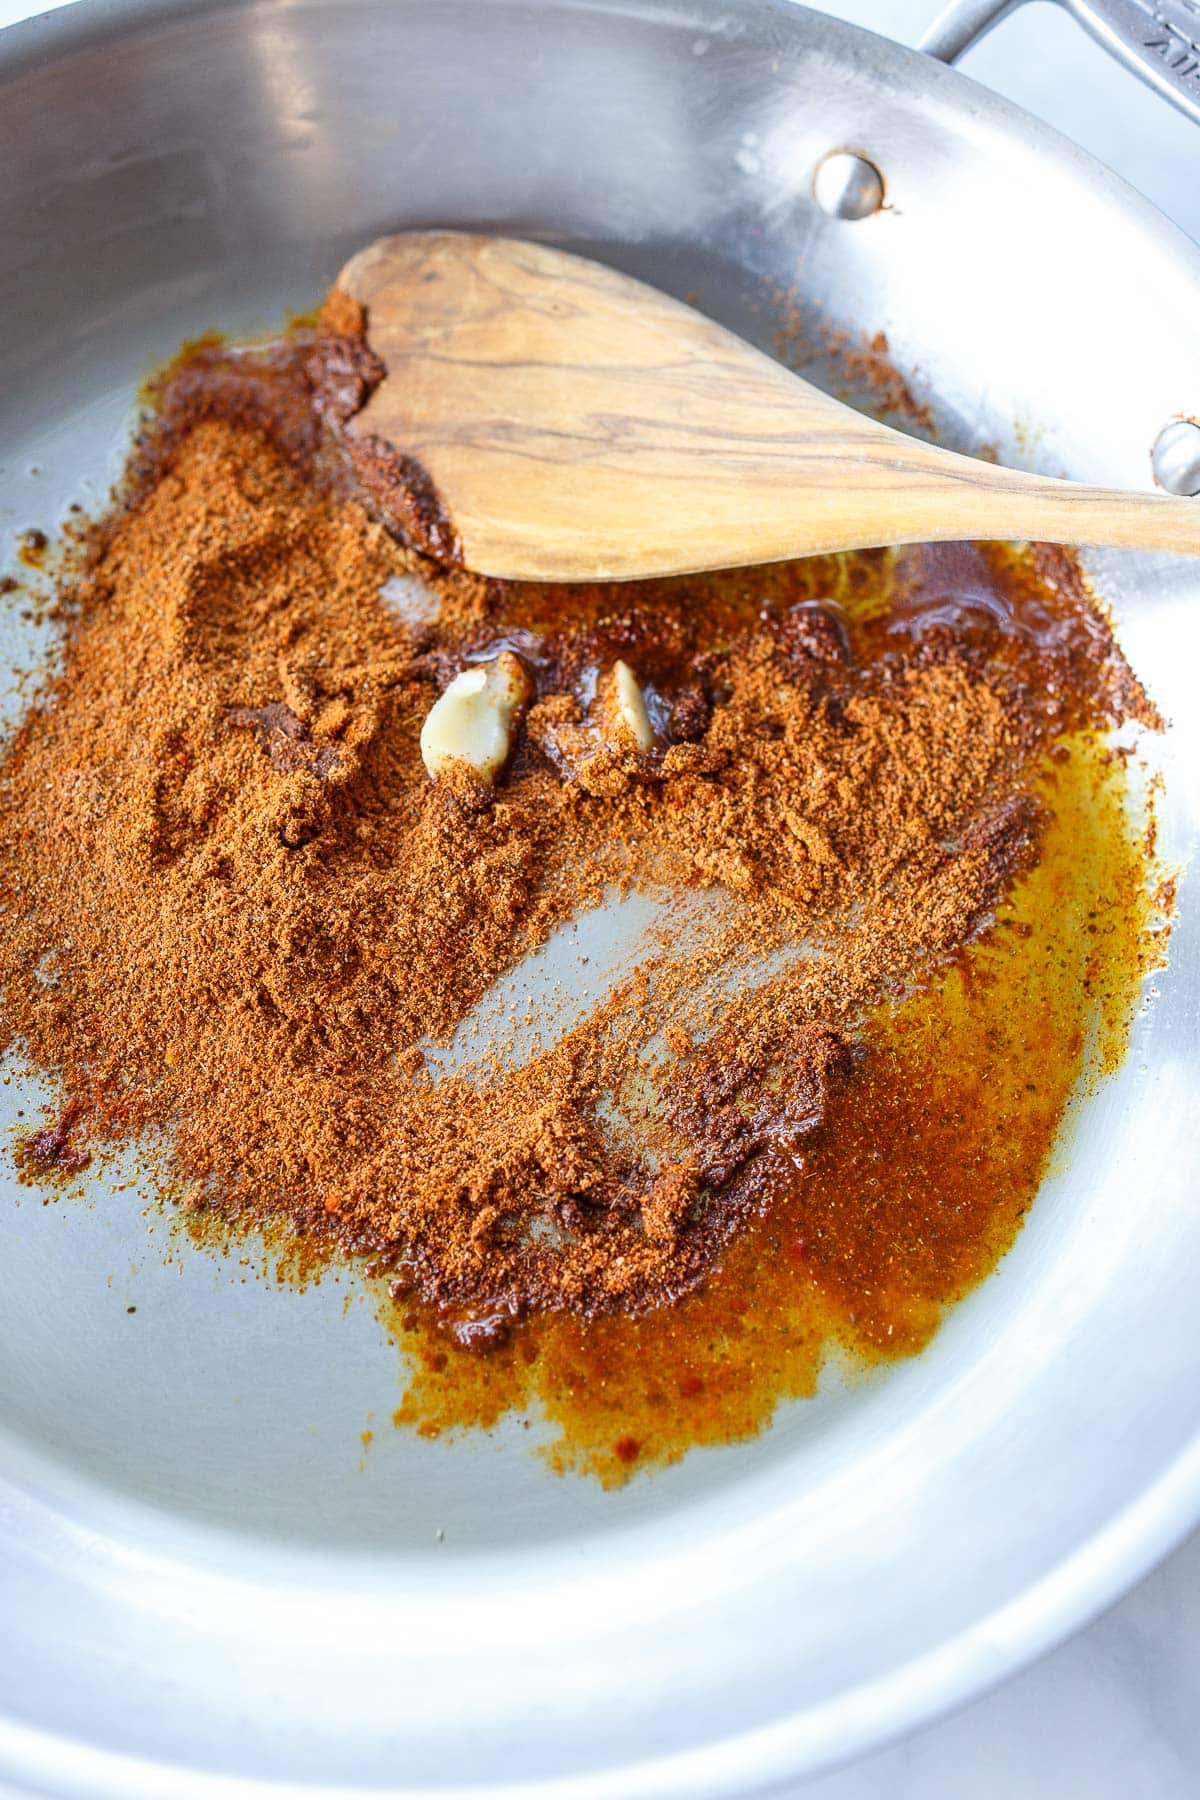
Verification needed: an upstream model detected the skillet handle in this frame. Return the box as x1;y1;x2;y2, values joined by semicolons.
919;0;1200;125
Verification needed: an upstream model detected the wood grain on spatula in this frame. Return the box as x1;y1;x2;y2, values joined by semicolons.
336;231;1200;582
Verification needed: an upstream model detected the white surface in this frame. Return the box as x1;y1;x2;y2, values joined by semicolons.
0;1;1196;1796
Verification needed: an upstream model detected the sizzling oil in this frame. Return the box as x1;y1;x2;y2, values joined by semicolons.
383;569;1159;1485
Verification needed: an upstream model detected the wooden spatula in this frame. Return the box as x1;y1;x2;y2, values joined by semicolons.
335;231;1200;583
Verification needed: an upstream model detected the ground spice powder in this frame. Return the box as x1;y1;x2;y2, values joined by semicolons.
0;321;1157;1379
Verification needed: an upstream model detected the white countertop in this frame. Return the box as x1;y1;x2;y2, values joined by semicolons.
1;1;1196;1795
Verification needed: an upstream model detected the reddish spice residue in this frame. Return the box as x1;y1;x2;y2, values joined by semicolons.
346;436;462;565
830;330;934;435
226;700;341;780
16;1096;91;1178
766;278;934;433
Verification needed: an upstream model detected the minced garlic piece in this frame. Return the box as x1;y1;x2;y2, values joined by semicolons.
602;659;656;751
419;651;531;783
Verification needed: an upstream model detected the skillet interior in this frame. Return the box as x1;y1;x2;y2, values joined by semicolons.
0;1;1197;1792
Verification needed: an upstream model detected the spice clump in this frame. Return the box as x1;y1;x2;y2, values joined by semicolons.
0;321;1152;1335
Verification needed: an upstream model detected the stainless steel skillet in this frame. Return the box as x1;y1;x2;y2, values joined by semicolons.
0;1;1198;1795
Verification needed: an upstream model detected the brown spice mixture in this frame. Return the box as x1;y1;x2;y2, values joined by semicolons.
0;321;1154;1339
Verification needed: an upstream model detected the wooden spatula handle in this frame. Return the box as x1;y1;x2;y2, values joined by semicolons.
337;234;1200;581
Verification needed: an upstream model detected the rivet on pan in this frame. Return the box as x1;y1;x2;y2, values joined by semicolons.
812;150;885;221
1151;419;1200;497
